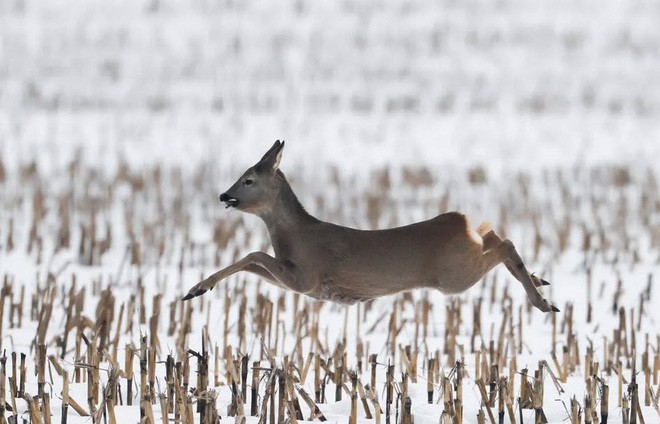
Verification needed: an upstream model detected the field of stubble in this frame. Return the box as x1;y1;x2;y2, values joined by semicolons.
0;158;657;424
1;1;659;423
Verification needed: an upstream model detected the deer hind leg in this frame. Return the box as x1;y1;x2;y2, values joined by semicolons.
479;230;558;313
182;251;303;300
480;229;549;288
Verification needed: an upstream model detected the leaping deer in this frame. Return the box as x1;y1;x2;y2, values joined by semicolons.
183;140;558;313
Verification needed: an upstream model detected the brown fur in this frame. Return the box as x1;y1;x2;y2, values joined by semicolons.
183;141;558;313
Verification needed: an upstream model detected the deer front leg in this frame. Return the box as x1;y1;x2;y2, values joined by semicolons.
242;263;303;291
181;252;302;300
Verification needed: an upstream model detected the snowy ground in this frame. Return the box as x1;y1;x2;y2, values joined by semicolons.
0;159;657;424
0;1;659;423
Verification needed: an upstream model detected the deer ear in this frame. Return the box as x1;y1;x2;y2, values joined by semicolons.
258;140;285;172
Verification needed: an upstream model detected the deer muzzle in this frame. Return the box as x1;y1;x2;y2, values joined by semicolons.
219;192;239;208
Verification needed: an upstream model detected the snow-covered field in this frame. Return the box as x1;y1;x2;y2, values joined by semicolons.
0;158;657;424
0;1;659;423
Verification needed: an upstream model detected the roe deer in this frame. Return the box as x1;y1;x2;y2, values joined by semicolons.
183;140;558;312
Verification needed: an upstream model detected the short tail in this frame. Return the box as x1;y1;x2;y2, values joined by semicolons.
476;221;492;237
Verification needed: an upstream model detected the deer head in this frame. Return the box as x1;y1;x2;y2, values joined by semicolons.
219;140;285;215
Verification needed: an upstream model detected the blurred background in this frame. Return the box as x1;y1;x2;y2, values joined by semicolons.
1;0;659;175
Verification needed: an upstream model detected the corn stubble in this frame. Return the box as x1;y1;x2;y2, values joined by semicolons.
0;159;657;423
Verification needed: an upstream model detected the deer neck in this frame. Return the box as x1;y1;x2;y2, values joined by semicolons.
259;175;317;235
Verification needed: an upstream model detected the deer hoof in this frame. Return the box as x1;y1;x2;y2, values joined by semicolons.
531;273;551;287
534;298;559;313
182;285;207;301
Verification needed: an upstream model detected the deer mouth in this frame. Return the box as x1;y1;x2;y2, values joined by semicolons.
219;193;239;208
224;199;238;208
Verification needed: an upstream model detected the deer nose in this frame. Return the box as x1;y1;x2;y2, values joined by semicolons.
219;193;229;202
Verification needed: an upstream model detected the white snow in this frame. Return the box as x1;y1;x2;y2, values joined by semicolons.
0;0;658;423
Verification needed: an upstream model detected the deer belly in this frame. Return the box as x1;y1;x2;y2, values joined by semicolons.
433;270;483;294
308;279;371;305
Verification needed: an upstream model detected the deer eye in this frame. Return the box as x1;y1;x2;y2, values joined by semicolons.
244;178;254;186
